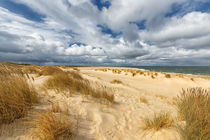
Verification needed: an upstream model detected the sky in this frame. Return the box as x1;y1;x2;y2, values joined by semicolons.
0;0;210;66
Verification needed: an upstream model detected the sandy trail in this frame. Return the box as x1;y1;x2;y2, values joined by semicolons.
1;67;210;140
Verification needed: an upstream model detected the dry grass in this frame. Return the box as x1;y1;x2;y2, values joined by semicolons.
22;65;40;74
44;71;114;104
177;88;210;140
176;74;184;78
38;66;63;76
142;112;174;131
140;97;149;104
30;111;77;140
51;102;62;113
110;79;123;84
151;75;155;79
190;78;194;81
0;64;38;124
165;74;171;78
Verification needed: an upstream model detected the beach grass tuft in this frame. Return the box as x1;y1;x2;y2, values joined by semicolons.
44;71;114;104
0;64;38;124
30;111;77;140
142;112;174;131
110;79;123;84
38;66;63;76
177;88;210;140
165;74;171;78
140;96;149;104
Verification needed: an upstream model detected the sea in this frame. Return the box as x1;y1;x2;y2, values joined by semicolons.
128;66;210;76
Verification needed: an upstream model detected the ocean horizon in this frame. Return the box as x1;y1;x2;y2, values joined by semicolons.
127;66;210;76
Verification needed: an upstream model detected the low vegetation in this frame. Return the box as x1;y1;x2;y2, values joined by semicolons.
38;66;63;76
22;65;40;74
0;64;38;124
44;71;114;104
177;88;210;140
142;112;174;131
165;74;171;78
110;79;123;84
30;111;77;140
140;96;149;104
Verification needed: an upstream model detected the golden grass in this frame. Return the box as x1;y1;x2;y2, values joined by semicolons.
165;74;171;78
44;71;114;104
140;97;149;104
30;111;77;140
110;79;123;84
151;75;155;79
38;66;63;76
142;112;174;131
177;88;210;140
0;64;38;124
176;74;184;78
22;65;40;74
51;102;62;113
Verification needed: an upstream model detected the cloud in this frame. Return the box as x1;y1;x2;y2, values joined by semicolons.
0;0;210;65
140;12;210;49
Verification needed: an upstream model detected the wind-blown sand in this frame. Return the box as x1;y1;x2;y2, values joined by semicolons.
1;67;210;140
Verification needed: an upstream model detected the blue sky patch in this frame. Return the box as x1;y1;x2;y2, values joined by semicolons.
91;0;111;11
0;0;45;22
97;25;121;38
69;42;86;47
129;20;146;30
165;1;210;17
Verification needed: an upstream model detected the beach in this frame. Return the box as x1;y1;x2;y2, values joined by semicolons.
0;65;209;140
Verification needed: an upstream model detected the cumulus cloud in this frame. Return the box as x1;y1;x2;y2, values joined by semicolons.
0;0;210;65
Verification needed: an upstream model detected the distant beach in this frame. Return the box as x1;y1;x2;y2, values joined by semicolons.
128;66;210;76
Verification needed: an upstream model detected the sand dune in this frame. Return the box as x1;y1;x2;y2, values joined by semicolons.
0;66;209;140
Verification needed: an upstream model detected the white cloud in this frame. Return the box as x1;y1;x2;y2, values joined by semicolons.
0;0;210;65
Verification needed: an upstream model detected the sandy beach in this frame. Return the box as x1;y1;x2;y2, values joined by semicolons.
0;66;209;140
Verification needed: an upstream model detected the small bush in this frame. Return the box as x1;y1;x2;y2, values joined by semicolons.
140;97;149;104
0;64;38;124
165;74;171;78
142;112;174;131
177;88;210;140
31;112;76;140
110;79;123;84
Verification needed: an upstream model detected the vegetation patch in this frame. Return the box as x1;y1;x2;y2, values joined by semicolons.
177;88;210;140
140;97;149;104
142;112;174;131
44;71;114;104
0;64;38;124
38;66;63;76
165;74;171;78
110;79;123;84
30;111;77;140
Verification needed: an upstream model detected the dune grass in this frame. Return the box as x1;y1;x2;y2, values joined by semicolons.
0;64;38;124
30;111;77;140
44;71;114;104
177;88;210;140
165;74;171;78
110;79;123;84
38;66;63;76
142;112;174;131
22;65;40;74
140;97;149;104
